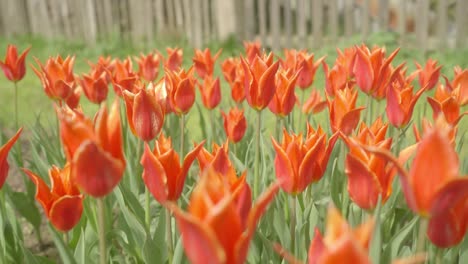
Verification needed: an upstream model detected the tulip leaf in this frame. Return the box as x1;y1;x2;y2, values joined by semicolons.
382;215;418;261
49;225;77;264
142;234;161;264
329;157;341;209
173;236;184;264
195;103;208;142
8;191;41;232
369;196;382;264
23;246;54;264
153;209;167;261
73;228;86;264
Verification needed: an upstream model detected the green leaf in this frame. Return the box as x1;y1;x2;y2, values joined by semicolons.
173;236;184;264
23;247;54;264
369;196;382;264
9;191;41;231
73;228;86;264
50;225;77;264
383;215;418;261
329;157;341;209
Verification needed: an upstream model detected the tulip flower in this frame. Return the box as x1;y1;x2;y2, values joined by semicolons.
268;69;298;117
280;49;301;72
353;46;399;98
110;58;138;97
302;89;327;115
136;52;161;82
415;58;441;91
323;47;357;97
165;67;196;115
221;57;239;84
413;118;457;146
23;164;83;232
170;167;279;264
272;125;338;194
123;82;165;141
444;66;468;106
0;128;22;189
193;48;222;79
427;84;466;125
0;44;30;82
296;52;325;89
32;55;77;103
386;80;425;128
198;76;221;110
244;41;262;64
308;206;374;264
79;65;109;104
141;134;204;203
241;53;280;111
58;100;125;197
64;85;81;109
327;87;365;135
164;47;183;71
342;117;400;210
363;119;468;248
221;107;247;144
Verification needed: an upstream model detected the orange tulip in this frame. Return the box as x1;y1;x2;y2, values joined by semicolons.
110;58;138;97
386;78;425;128
79;65;109;104
363;119;468;247
413;118;457;146
427;84;466;125
241;53;280;110
0;128;22;189
327;87;365;135
164;47;183;71
123;82;165;141
221;107;247;143
32;55;77;103
272;125;338;194
296;52;325;89
353;45;399;98
0;44;30;82
136;52;161;82
268;69;298;117
444;66;468;106
415;58;441;91
244;41;262;64
280;49;302;72
302;89;327;115
170;167;279;264
58;100;125;197
141;134;204;203
323;47;357;97
23;164;83;232
342;117;399;210
165;67;196;115
193;48;222;79
221;57;246;103
308;206;374;264
198;76;221;110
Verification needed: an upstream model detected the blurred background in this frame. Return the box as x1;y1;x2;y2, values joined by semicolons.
0;0;466;52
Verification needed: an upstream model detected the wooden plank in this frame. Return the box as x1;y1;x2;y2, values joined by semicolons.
328;0;338;42
155;0;165;33
378;0;389;31
297;0;307;47
202;0;210;43
174;0;184;33
258;0;267;43
214;0;237;42
344;0;354;37
101;0;114;37
182;0;193;42
270;0;281;51
82;0;97;45
0;0;30;36
312;0;323;48
361;0;370;41
456;0;467;48
25;0;54;38
193;0;203;48
397;0;406;45
244;0;255;41
437;0;448;49
166;0;176;30
210;0;219;40
284;0;292;48
415;0;429;53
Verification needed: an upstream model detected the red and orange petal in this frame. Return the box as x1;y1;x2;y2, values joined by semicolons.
0;45;31;82
0;128;22;188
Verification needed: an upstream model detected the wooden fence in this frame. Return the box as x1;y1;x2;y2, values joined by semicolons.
0;0;467;51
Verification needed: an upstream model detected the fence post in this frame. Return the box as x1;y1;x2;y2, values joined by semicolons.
378;0;389;31
284;0;292;48
415;0;429;53
328;0;338;43
361;0;370;42
344;0;354;37
312;0;323;49
193;0;203;48
214;0;237;43
258;0;267;45
456;0;467;48
297;0;307;47
244;0;255;41
0;0;30;37
270;0;281;51
398;0;406;46
437;0;447;49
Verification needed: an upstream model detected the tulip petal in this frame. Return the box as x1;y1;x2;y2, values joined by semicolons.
345;155;382;210
141;143;169;203
308;228;327;264
258;61;280;108
177;142;205;198
49;195;83;232
72;141;125;197
354;48;374;93
22;168;55;216
339;107;365;135
172;205;226;264
321;234;372;264
0;128;22;188
272;137;296;193
174;78;195;114
133;89;164;141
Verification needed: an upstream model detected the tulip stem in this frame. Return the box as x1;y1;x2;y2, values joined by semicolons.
366;94;373;123
254;110;262;198
166;208;173;264
209;109;215;147
13;82;19;131
179;114;185;159
63;232;69;244
289;195;297;256
0;190;7;262
275;116;282;141
417;217;428;253
298;89;306;133
97;198;106;264
145;187;151;230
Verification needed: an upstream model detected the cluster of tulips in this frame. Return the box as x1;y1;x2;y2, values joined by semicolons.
0;41;467;263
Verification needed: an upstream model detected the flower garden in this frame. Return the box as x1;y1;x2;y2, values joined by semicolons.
0;36;467;263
